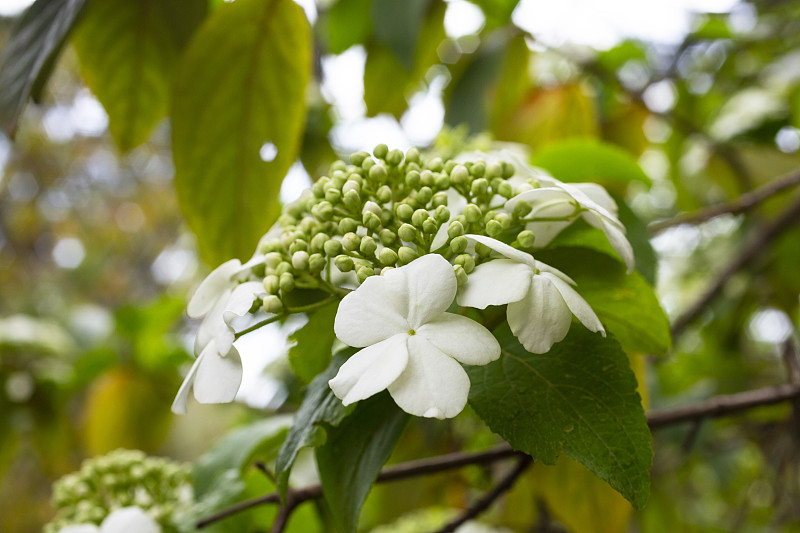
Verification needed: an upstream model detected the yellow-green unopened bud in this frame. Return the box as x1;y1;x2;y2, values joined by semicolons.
512;201;532;218
450;236;468;253
363;211;381;230
263;295;283;314
405;147;420;164
486;162;503;178
416;186;433;205
455;253;475;273
398;223;417;242
432;191;448;207
427;157;443;172
312;179;326;198
325;188;342;204
308;253;326;273
444;160;457;173
265;252;283;269
373;143;388;159
377;185;392;203
362;157;376;171
380;266;395;275
386;149;403;166
422;218;438;235
398;246;418;264
476;242;491;257
292;250;309;270
464;204;482;223
502;161;515;179
357;265;375;283
448;220;465;238
310;233;328;253
313;200;333;220
396;203;414;221
279;272;295;293
435;174;450;189
420;169;435;187
454;264;468;286
483;210;497;224
324;239;342;257
350;151;369;166
450;165;469;184
517;230;536;248
369;164;387;182
276;261;293;276
379;247;398;265
495;212;512;229
360;236;377;256
334;255;355;272
434;205;450;223
343;189;360;210
342;180;360;195
379;229;397;246
289;239;308;254
339;217;358;234
263;274;280;294
411;209;430;228
470;178;489;196
486;219;503;237
470;162;485;178
405;170;421;188
342;232;360;251
498;181;514;198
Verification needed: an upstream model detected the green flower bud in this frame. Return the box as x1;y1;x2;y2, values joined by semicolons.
342;180;360;195
363;201;381;216
434;205;450;223
276;261;293;276
380;266;395;275
464;204;482;223
308;253;326;273
416;186;433;205
259;238;282;254
486;219;503;236
422;218;438;235
405;147;420;164
323;239;342;257
360;236;378;256
377;185;392;203
475;242;492;257
406;161;421;172
498;181;514;198
292;250;309;270
379;247;398;265
325;187;342;204
517;230;536;248
289;239;308;254
490;177;504;192
343;189;361;210
483;210;497;224
398;246;418;264
450;235;468;253
332;169;347;185
379;229;397;246
357;265;375;283
339;217;359;234
427;157;443;172
373;143;389;159
420;169;435;187
405;170;421;188
454;253;475;273
331;160;348;172
516;182;534;194
348;173;364;186
495;212;512;229
350;151;369;166
411;209;430;228
312;179;326;198
265;252;283;269
313;200;333;220
450;165;469;185
486;162;503;178
396;203;414;221
470;178;489;196
470;162;486;178
279;272;295;293
380;209;392;226
447;220;465;238
502;161;515;178
386;148;403;166
334;255;355;272
435;173;450;189
361;157;375;171
512;200;532;218
368;164;387;182
432;191;448;207
263;295;283;314
363;211;381;230
342;232;360;252
454;264;468;287
398;223;417;242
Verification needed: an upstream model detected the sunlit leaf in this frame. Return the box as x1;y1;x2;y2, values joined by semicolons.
321;0;372;54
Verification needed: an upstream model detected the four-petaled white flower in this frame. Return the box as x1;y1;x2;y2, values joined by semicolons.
58;506;160;533
329;254;500;419
171;257;266;414
458;234;605;354
505;183;635;273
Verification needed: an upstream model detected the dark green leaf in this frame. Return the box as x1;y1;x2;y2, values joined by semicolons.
468;325;652;508
72;0;206;151
530;139;652;189
466;0;520;28
323;0;372;54
316;392;409;533
0;0;88;136
371;0;429;69
537;248;671;356
275;351;353;498
172;0;311;265
288;300;339;384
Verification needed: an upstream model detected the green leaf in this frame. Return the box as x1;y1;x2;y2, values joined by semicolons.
466;0;520;28
72;0;206;151
596;40;647;72
288;300;339;384
0;0;88;136
172;0;311;265
316;392;409;533
323;0;373;54
530;139;652;190
275;351;353;499
467;325;652;508
537;248;671;356
371;0;429;69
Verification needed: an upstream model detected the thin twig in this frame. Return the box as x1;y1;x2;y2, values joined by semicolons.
432;455;533;533
670;194;800;337
649;167;800;234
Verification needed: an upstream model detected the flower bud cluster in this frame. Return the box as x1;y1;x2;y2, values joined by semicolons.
44;449;192;533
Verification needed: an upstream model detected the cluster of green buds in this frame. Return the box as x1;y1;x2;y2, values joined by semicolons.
250;144;550;313
44;449;192;533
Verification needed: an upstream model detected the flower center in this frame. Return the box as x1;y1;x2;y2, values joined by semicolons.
408;329;416;336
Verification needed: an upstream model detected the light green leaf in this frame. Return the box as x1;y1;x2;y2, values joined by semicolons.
466;0;520;28
275;351;353;499
288;300;339;384
172;0;311;265
72;0;206;151
0;0;87;136
530;139;652;190
467;325;652;508
371;0;429;69
323;0;373;54
316;392;409;533
537;248;671;356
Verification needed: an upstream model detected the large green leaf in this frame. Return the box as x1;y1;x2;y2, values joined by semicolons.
322;0;372;54
288;300;339;384
468;325;652;508
530;139;652;189
316;393;409;533
0;0;87;136
466;0;520;28
537;248;671;356
72;0;206;151
371;0;429;69
172;0;311;264
275;351;353;498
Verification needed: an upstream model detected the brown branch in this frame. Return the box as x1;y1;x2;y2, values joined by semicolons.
649;167;800;234
432;455;533;533
670;194;800;337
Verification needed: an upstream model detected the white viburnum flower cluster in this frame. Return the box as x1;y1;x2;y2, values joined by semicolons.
173;144;634;419
44;449;192;533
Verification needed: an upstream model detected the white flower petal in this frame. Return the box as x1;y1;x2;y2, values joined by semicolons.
573;183;618;216
222;281;266;325
193;344;243;405
334;274;409;347
388;335;470;419
463;234;535;267
583;213;635;274
506;187;574;215
393;254;457;328
456;259;532;308
58;524;101;533
194;289;236;355
100;507;160;533
543;273;605;335
535;260;576;285
187;259;242;318
507;275;572;354
418;313;500;365
171;355;202;414
329;334;409;405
